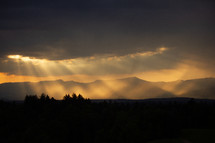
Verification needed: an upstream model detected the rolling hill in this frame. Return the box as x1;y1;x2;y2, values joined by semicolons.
0;77;215;100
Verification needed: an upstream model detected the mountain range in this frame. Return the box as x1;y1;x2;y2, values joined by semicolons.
0;77;215;100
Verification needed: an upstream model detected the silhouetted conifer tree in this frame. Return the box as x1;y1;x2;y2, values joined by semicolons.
72;93;77;100
77;94;84;101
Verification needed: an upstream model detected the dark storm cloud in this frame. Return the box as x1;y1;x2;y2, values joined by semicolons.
0;0;214;60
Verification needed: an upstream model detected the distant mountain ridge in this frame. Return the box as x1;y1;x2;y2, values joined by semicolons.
0;77;215;100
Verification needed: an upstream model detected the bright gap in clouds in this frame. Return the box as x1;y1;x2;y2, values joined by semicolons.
4;47;214;84
6;47;169;76
8;55;47;64
8;55;22;59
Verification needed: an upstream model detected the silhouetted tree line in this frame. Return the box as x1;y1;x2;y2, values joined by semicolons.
24;93;90;105
0;95;215;143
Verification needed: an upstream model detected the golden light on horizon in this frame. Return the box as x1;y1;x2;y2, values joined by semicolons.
4;50;215;85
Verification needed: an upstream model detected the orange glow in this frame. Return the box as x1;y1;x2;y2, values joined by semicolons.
0;72;134;84
136;62;215;82
1;62;214;84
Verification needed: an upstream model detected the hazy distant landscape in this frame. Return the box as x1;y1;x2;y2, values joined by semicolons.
1;77;215;100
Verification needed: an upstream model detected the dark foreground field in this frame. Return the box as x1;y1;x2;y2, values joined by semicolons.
1;94;215;143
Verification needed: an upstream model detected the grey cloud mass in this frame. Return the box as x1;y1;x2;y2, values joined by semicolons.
0;0;214;76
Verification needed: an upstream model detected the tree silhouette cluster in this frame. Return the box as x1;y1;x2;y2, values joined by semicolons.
24;93;55;104
63;93;90;104
0;95;215;143
24;93;90;105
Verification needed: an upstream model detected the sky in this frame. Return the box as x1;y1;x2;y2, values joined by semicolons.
0;0;215;84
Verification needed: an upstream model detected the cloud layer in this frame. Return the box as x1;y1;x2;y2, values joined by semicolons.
0;0;214;59
0;0;214;83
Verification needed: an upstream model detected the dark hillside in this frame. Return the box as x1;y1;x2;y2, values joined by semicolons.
0;95;215;143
